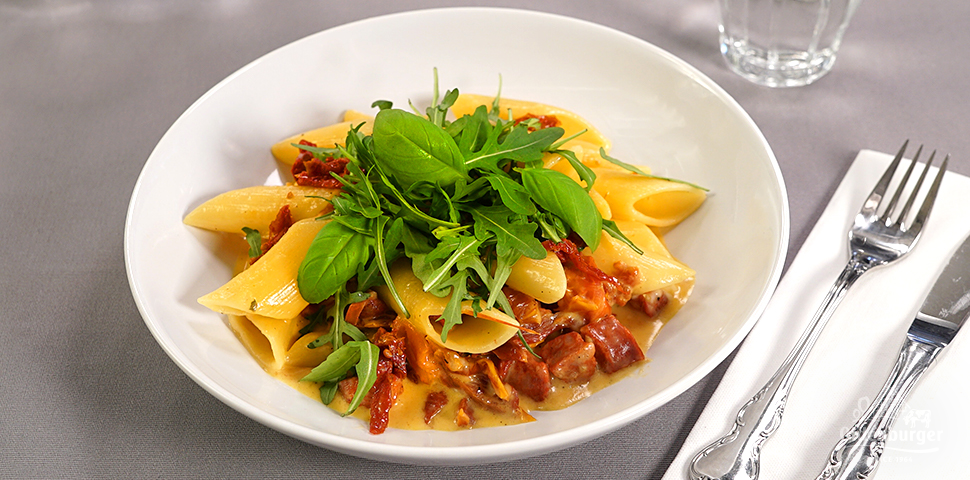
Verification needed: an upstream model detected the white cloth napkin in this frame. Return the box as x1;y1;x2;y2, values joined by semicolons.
662;149;970;480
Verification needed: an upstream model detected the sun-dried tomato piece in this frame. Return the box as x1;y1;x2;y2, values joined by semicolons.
291;140;350;188
513;113;561;131
423;391;448;425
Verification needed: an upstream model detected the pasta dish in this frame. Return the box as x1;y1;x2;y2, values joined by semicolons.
183;83;706;434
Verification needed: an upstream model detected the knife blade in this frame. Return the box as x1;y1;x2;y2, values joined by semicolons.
815;231;970;480
912;235;970;343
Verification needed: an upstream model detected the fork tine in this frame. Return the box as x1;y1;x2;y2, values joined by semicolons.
894;150;936;227
908;153;949;234
880;145;922;225
861;140;909;218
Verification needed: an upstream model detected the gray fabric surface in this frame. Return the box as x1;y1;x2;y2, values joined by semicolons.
2;0;967;478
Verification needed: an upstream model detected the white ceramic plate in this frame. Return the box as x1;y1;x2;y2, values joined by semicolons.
125;7;789;465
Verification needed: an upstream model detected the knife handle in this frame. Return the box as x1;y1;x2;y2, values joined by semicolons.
815;335;942;480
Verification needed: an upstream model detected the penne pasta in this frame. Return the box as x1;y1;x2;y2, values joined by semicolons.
198;218;326;319
378;261;521;355
184;185;335;234
587;220;695;295
450;94;611;151
505;251;567;304
592;169;706;228
271;118;374;166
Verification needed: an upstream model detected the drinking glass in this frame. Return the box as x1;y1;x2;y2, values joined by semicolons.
718;0;862;87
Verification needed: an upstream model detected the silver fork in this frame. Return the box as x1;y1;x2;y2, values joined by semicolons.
687;141;948;480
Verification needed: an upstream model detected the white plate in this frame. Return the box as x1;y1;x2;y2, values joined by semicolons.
125;7;789;465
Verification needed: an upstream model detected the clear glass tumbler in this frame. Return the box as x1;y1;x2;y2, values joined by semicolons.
719;0;862;87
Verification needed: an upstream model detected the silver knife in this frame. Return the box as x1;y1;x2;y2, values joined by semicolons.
816;232;970;480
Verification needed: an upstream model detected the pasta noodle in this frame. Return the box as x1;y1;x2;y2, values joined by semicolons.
184;185;335;234
197;218;326;319
379;262;521;355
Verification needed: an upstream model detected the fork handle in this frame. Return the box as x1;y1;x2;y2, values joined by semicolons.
815;336;941;480
689;258;872;480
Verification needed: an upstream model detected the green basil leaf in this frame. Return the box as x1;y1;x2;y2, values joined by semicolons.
520;167;602;251
298;221;369;304
372;108;467;188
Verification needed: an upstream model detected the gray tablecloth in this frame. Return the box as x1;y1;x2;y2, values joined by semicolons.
2;1;967;478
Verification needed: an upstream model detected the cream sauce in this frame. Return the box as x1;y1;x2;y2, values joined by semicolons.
273;280;693;431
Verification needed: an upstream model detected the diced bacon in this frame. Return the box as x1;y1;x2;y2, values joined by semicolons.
345;292;394;328
291;140;350;189
580;314;644;374
631;290;670;318
495;338;551;402
503;287;562;344
423;391;448;424
537;331;597;383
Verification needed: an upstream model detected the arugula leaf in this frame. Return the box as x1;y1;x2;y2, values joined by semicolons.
437;270;469;343
372;109;468;188
602;219;644;255
483;174;537;216
520;167;603;251
422;235;482;295
298;221;369;304
449;105;491;158
372;216;409;316
464;124;564;172
347;341;380;415
371;99;393;111
301;340;380;416
301;341;362;383
241;227;262;258
319;380;341;405
470;206;545;260
553;148;597;192
599;147;709;191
